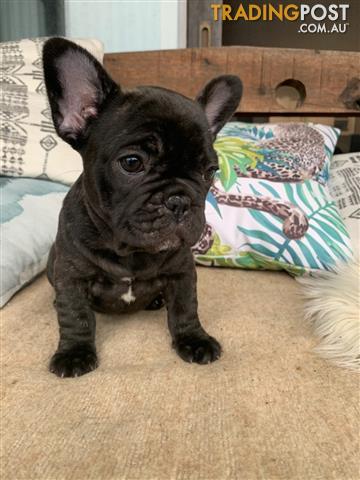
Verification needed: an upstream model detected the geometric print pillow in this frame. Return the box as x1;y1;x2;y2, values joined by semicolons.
192;122;353;275
0;37;103;185
329;152;360;257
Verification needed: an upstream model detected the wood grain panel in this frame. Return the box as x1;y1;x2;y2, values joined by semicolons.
104;46;360;115
187;0;222;48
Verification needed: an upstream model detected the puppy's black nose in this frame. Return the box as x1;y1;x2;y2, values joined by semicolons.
165;195;190;219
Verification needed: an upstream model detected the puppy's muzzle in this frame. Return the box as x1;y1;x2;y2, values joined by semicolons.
165;195;190;221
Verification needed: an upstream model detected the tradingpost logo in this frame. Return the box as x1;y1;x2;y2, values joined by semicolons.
211;3;350;34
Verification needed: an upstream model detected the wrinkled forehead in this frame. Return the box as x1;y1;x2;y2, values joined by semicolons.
109;87;212;145
92;87;217;170
127;86;207;120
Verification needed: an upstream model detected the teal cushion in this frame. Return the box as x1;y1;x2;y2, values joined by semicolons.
192;122;353;275
1;177;69;307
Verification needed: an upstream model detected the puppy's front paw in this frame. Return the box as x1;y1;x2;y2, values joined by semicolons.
49;345;98;378
173;333;222;365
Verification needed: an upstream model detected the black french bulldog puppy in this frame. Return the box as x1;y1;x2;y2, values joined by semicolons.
43;38;242;378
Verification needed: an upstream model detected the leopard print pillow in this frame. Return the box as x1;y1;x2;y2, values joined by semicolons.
192;122;353;275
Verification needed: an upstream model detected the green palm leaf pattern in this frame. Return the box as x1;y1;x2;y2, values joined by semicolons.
206;233;232;256
243;181;352;273
195;251;306;275
214;137;262;191
196;180;352;275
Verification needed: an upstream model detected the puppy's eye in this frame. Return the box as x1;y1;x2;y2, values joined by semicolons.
119;155;144;174
203;166;218;182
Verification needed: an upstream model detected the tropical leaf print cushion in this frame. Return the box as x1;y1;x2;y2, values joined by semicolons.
192;122;353;275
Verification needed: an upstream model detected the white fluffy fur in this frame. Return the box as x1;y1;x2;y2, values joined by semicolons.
297;259;360;371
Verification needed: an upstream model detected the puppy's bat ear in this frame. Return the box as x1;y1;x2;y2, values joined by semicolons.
196;75;242;136
43;37;119;150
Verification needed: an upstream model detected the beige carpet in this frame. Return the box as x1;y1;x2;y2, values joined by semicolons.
1;268;359;480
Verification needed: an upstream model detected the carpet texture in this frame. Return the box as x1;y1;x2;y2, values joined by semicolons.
1;269;359;480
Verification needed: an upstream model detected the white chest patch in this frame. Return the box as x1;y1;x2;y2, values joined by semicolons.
121;279;136;304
